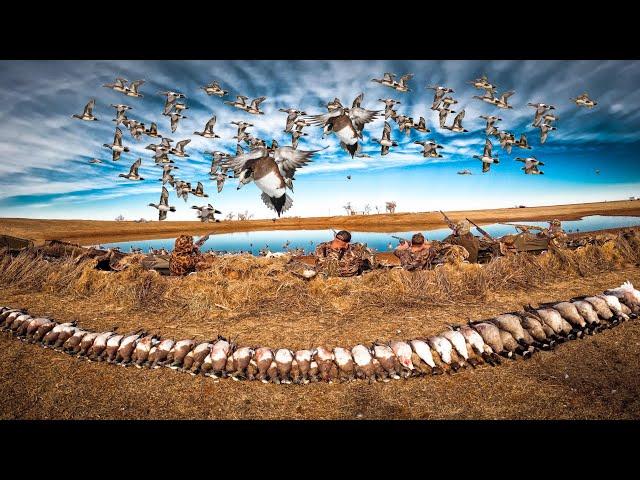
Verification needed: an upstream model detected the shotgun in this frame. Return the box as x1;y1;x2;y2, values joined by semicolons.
466;218;494;241
440;210;456;231
391;235;411;245
195;231;215;248
500;223;544;232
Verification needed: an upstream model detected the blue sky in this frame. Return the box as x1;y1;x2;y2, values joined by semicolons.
1;60;639;221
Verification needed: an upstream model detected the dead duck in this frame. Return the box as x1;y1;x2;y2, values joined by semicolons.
597;294;629;320
457;325;501;366
132;334;160;367
549;302;588;332
115;330;146;365
525;306;574;340
23;317;54;341
389;340;415;376
104;333;126;363
255;347;274;383
275;348;296;383
63;329;88;353
407;339;437;376
571;300;603;332
314;346;338;383
87;330;118;361
351;344;377;381
428;335;464;371
42;322;77;348
183;342;212;375
0;309;23;327
605;281;640;308
167;338;197;370
148;338;175;369
5;312;29;332
581;296;614;321
208;337;233;377
516;314;556;349
229;346;254;380
441;327;480;367
491;314;533;348
371;342;400;380
498;329;533;358
291;349;314;384
77;332;100;357
471;322;511;359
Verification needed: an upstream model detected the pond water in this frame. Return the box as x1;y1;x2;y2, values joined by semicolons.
99;215;640;255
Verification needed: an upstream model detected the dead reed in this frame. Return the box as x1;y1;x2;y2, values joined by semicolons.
1;229;638;319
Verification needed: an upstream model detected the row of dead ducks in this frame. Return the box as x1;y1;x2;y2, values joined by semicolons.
1;282;639;384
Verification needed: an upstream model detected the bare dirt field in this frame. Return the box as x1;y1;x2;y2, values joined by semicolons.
1;199;639;245
1;264;639;419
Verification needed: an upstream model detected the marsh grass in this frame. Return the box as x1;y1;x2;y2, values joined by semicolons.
1;229;638;319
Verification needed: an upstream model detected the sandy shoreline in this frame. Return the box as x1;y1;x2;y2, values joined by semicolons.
1;199;639;245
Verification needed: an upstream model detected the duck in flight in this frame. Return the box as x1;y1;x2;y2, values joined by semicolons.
148;186;176;221
119;158;144;181
473;138;500;173
72;99;98;121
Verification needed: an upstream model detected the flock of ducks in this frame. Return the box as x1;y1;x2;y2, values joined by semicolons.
72;70;599;220
1;281;638;383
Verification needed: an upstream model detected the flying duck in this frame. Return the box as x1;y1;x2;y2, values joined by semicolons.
457;169;472;175
516;156;544;167
190;181;209;198
166;112;186;133
378;98;401;119
427;85;454;110
194;116;220;138
111;103;132;115
537;123;557;144
72;99;98;121
158;164;179;184
279;108;307;132
293;118;312;131
514;133;532;150
148;186;176;221
159;90;186;103
246;96;267;115
493;91;515;109
498;131;516;153
414;140;444;158
528;102;556;127
327;98;344;111
103;77;129;93
396;115;415;135
173;103;189;113
201;81;228;97
119;158;144;181
542;113;558;125
414;116;430;133
444;109;469;133
225;95;249;110
306;95;380;157
213;171;227;193
221;144;319;216
371;72;397;88
480;115;502;135
392;74;413;92
170;139;191;157
572;92;597;108
123;80;145;98
89;158;103;164
175;180;191;202
192;204;222;222
473;89;497;105
438;107;455;128
102;127;129;161
473;138;500;173
371;121;398;156
145;122;162;138
467;75;497;92
521;162;544;175
290;130;308;149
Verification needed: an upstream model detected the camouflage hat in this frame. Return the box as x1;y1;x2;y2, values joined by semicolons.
411;233;425;245
550;219;561;226
455;220;470;234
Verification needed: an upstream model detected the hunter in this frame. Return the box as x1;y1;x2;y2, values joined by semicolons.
169;234;210;276
314;230;374;277
442;219;480;263
394;233;436;270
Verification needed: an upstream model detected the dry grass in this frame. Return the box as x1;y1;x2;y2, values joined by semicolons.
1;230;639;321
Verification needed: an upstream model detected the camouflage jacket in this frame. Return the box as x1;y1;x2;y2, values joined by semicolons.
394;246;436;271
314;242;373;277
169;235;204;276
430;241;470;265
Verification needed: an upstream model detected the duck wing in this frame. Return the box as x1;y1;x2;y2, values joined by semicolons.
483;138;492;158
129;158;141;176
272;146;322;178
221;147;268;176
160;186;170;207
349;107;380;132
306;109;342;126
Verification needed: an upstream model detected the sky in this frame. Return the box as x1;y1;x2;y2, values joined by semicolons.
1;59;639;221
